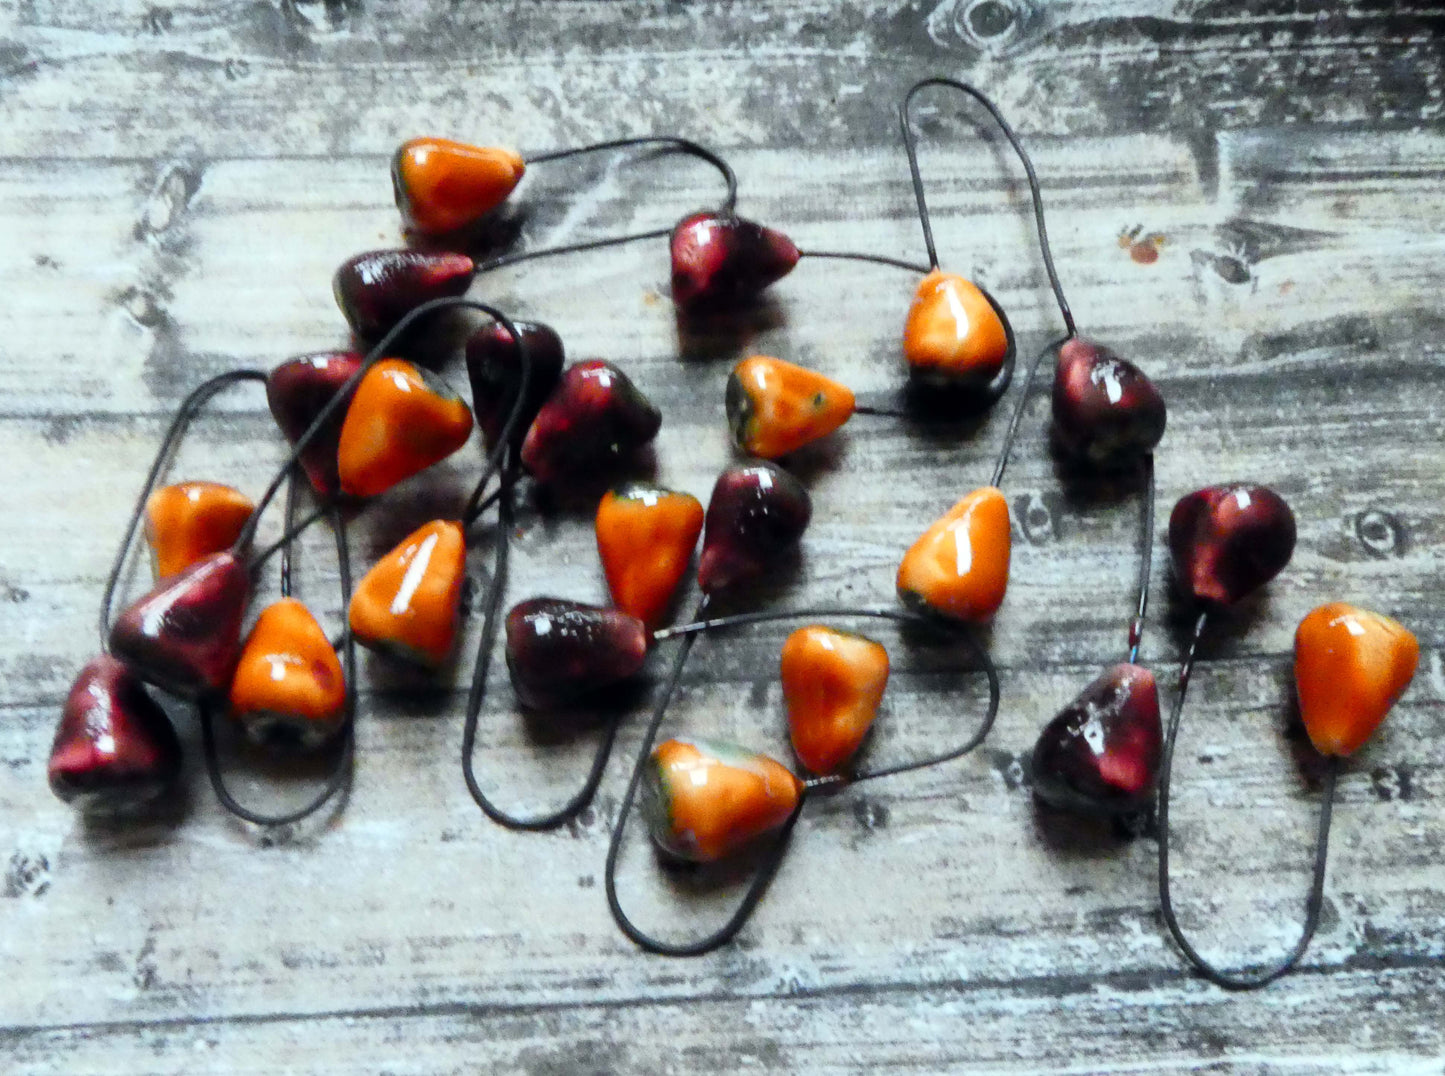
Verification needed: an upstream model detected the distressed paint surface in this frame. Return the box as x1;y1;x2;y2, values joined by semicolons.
1;2;1443;1073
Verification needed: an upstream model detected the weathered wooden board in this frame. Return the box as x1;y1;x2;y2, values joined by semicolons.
2;2;1443;1073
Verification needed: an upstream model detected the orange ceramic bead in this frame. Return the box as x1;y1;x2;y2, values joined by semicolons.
902;270;1010;386
595;483;705;627
144;481;254;579
348;520;467;668
229;598;346;747
336;359;473;499
392;138;526;235
897;486;1011;623
1294;603;1419;757
725;355;856;458
640;738;804;862
781;625;889;774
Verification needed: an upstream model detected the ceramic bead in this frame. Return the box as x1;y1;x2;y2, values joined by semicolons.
229;598;346;748
503;598;649;710
519;360;661;486
266;352;364;497
1051;338;1166;467
896;486;1011;623
348;520;467;668
595;483;705;627
902;270;1009;387
1168;484;1296;607
1295;603;1419;757
781;625;889;774
336;359;473;498
391;138;525;236
143;481;254;580
332;249;475;342
725;355;855;459
670;211;799;312
697;461;812;594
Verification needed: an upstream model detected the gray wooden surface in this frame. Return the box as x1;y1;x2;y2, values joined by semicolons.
2;2;1443;1073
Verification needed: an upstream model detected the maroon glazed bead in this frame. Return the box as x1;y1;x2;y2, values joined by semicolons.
465;320;566;451
266;351;364;496
48;655;183;814
1051;338;1167;467
519;360;662;485
504;598;649;710
1168;484;1296;607
697;461;812;593
332;249;475;341
1031;663;1163;816
109;550;252;700
670;211;800;312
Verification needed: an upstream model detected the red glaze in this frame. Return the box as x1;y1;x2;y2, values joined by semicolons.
1168;484;1296;607
465;320;566;451
48;655;182;814
519;361;661;485
504;598;649;710
1051;337;1167;467
265;351;364;497
670;211;799;312
697;461;812;593
332;249;475;342
109;550;252;700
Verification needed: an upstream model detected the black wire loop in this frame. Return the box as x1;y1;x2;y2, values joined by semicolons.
1156;610;1340;989
525;135;738;214
1127;453;1156;664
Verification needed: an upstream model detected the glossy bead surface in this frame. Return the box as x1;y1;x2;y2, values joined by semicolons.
1295;603;1419;757
519;360;661;486
465;320;566;451
902;270;1010;387
595;484;705;627
670;211;800;312
640;738;804;862
897;486;1011;623
391;138;525;236
333;249;475;342
503;598;649;710
1030;663;1162;815
726;355;856;459
229;598;346;748
336;359;473;498
781;625;889;774
48;655;182;814
697;461;812;594
266;351;364;497
109;550;252;700
144;481;254;580
1168;484;1296;607
1051;337;1167;467
348;520;467;668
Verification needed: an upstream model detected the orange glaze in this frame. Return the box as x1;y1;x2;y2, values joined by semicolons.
229;598;346;742
645;738;803;862
897;486;1011;623
902;270;1009;386
725;355;856;458
595;484;704;627
1295;602;1419;757
348;520;467;668
143;482;254;579
781;625;889;774
392;138;526;235
336;359;473;499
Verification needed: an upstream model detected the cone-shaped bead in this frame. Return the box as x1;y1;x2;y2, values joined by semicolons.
595;484;704;627
465;320;566;452
392;138;525;236
503;598;649;710
670;211;799;312
332;249;475;342
1295;603;1419;757
781;625;889;774
1168;484;1296;607
230;598;347;748
1051;338;1167;467
266;352;364;497
144;481;254;580
336;360;473;498
697;461;812;594
519;361;661;486
897;486;1011;623
902;270;1010;387
726;355;855;459
348;520;467;668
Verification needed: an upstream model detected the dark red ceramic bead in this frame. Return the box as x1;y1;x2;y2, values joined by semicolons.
465;319;566;451
1030;663;1163;816
670;211;800;312
697;461;812;593
109;550;252;700
266;351;364;496
332;249;475;342
1051;338;1167;467
519;360;661;485
48;655;182;814
1168;484;1296;607
504;598;649;710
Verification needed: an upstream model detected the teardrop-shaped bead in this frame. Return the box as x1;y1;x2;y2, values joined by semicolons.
1030;663;1163;815
1050;337;1167;467
725;355;856;459
697;461;812;594
640;738;803;862
670;211;800;312
781;625;889;775
229;598;346;748
902;270;1010;387
595;483;705;627
109;550;252;699
1295;603;1419;757
896;486;1011;623
266;352;364;497
144;481;254;580
503;598;649;710
391;138;526;236
1168;484;1296;607
348;520;467;668
519;360;661;486
465;319;566;452
332;249;475;342
48;655;182;814
336;360;473;498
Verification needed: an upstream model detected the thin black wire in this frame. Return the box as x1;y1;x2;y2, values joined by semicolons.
899;77;1076;338
1127;454;1157;664
250;504;329;574
797;249;931;275
525;135;738;214
989;333;1068;489
278;468;298;600
199;504;357;829
1156;610;1340;989
98;368;268;650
